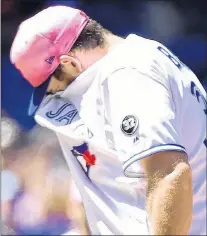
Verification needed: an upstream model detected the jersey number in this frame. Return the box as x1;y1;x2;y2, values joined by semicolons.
157;46;184;70
123;118;136;130
191;82;207;148
158;46;207;148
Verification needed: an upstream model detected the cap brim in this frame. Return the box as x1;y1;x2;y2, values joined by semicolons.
28;79;51;116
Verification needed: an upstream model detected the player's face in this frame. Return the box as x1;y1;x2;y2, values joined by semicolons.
46;54;84;94
46;75;69;94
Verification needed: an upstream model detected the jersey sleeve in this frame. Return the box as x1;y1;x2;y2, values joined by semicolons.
102;67;187;177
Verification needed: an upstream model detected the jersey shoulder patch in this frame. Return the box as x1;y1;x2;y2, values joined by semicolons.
121;115;139;136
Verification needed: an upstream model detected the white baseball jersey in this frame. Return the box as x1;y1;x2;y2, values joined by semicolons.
35;34;206;235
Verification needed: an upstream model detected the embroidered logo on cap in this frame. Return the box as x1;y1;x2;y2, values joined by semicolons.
45;56;55;65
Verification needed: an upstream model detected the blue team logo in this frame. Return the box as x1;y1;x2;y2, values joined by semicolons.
71;142;96;175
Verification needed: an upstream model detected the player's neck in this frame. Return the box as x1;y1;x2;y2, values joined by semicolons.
72;34;124;69
105;34;124;52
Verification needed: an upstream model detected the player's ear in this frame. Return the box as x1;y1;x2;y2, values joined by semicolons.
60;55;82;77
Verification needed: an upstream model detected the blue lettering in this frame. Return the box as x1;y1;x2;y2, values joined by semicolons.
56;109;78;125
46;103;78;125
190;81;207;147
191;82;207;115
157;46;184;70
46;103;71;118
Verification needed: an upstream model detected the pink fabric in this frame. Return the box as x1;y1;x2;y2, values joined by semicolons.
10;6;89;87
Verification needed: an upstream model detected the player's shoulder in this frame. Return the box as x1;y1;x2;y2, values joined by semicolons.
126;34;162;52
99;34;169;86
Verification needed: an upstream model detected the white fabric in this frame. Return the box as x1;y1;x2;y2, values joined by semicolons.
70;180;82;203
62;228;80;235
1;170;20;202
35;34;206;235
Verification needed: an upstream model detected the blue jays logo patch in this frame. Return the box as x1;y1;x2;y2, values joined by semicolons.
71;142;96;175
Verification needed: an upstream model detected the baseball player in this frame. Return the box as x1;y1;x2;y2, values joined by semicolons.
10;6;206;235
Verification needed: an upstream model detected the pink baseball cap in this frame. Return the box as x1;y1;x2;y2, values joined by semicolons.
10;5;89;115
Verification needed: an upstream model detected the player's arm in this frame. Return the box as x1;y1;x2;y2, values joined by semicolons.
140;151;192;235
69;180;90;235
103;66;193;235
71;202;90;235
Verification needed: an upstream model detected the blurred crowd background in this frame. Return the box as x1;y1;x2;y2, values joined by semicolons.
1;0;207;235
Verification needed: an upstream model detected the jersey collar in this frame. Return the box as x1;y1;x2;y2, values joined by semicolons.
61;34;137;101
61;55;102;100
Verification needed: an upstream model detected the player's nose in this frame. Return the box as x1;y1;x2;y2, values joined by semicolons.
46;75;65;94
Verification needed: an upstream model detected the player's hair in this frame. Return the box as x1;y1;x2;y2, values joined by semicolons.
71;18;111;51
52;19;111;79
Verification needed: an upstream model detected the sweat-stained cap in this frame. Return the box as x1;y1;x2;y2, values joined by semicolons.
10;6;89;115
